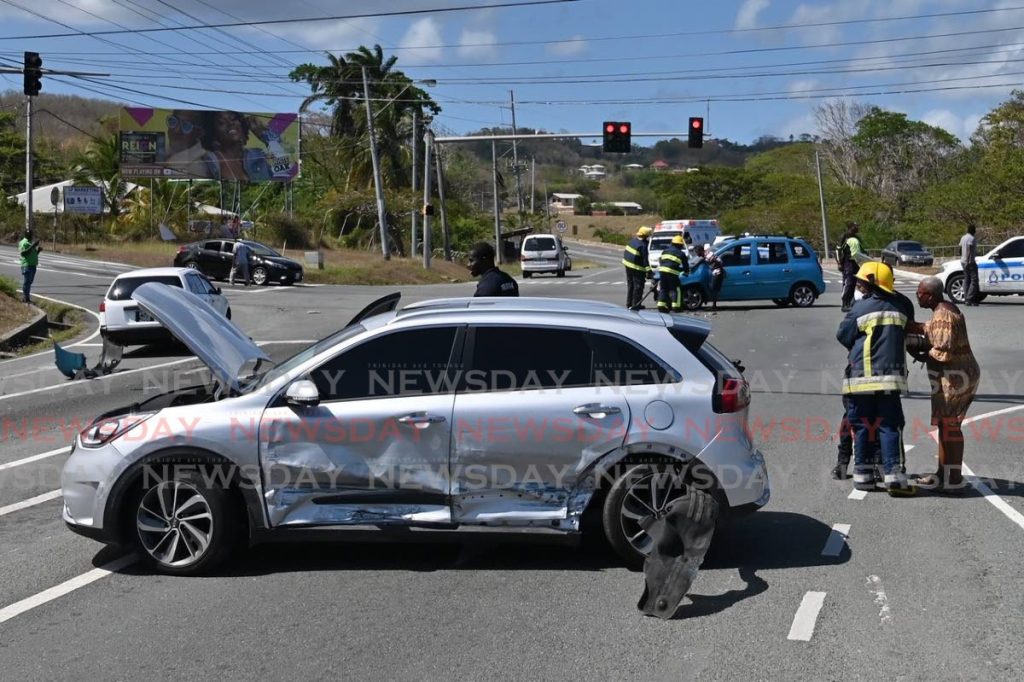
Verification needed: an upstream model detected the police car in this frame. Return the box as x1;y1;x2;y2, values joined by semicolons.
937;235;1024;303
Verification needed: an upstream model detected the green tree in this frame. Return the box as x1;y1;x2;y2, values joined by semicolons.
72;133;128;223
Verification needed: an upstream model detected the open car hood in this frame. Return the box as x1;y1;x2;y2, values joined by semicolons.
132;282;270;394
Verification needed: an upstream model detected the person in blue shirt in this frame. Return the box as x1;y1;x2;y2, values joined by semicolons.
468;242;518;297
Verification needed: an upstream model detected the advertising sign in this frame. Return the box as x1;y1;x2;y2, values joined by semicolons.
118;107;300;183
63;186;104;215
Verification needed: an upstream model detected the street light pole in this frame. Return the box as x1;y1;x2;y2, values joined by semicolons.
411;109;418;257
363;66;390;260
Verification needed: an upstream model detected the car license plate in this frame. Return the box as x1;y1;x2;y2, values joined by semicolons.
135;309;154;322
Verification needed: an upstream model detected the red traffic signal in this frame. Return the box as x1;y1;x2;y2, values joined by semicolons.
688;117;704;148
602;121;631;153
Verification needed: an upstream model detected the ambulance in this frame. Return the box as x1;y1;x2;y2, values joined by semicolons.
647;219;722;269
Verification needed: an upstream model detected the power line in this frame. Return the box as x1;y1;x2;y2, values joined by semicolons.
0;0;581;40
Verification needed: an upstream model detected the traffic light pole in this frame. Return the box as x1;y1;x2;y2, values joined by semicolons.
24;95;33;236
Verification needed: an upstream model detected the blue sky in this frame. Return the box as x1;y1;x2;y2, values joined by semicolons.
2;0;1022;144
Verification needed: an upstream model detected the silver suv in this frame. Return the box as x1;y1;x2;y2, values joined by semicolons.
62;285;769;574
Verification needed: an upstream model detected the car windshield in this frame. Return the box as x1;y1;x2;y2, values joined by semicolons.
247;323;367;392
242;241;280;257
900;242;925;252
524;237;557;251
107;275;182;301
649;235;679;250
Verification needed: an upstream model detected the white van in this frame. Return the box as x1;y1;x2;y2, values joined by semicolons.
520;233;570;277
648;219;722;269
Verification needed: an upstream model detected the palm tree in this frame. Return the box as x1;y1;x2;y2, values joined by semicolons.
72;133;128;221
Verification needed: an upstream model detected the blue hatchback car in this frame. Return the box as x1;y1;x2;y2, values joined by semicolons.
672;236;826;310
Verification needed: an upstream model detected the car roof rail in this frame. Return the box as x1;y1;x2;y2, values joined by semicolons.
397;297;674;325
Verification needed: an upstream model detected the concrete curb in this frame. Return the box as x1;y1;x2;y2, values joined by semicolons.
0;305;47;352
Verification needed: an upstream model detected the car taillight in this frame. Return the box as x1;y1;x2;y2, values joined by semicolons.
716;377;750;413
176;246;188;253
99;300;105;313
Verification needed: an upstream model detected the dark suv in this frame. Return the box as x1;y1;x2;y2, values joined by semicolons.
173;239;304;285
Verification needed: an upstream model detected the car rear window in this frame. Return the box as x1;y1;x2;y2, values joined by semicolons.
524;237;557;251
791;242;811;259
107;275;183;301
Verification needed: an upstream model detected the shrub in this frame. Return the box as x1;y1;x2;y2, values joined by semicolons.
593;227;629;245
0;274;17;299
260;213;313;250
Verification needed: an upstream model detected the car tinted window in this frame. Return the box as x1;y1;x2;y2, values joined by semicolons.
107;275;184;301
243;241;279;257
791;242;811;259
998;239;1024;258
524;237;557;251
202;241;221;251
184;274;205;295
756;241;788;264
901;242;925;252
590;332;678;385
466;326;590;391
719;243;751;267
649;236;675;250
310;327;458;401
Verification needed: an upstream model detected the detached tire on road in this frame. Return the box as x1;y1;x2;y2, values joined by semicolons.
603;463;692;568
132;468;242;576
251;266;268;286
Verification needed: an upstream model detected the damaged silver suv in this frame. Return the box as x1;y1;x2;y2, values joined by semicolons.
62;285;769;574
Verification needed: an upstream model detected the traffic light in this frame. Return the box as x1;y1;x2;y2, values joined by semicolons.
23;51;42;96
602;121;631;153
688;117;704;148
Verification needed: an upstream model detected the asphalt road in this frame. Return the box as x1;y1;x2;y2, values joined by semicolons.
1;244;1023;680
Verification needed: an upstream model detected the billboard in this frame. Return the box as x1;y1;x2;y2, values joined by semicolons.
63;186;104;214
118;107;300;182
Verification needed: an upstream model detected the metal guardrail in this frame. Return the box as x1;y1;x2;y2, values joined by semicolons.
865;244;999;264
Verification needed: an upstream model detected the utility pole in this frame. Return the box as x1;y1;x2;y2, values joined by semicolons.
187;178;192;229
530;157;535;214
411;109;418;257
422;129;433;269
24;95;33;236
435;149;450;261
815;149;830;252
510;90;524;213
491;140;502;264
363;65;390;260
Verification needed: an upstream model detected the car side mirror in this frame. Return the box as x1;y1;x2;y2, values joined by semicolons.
285;379;320;407
991;250;1002;259
214;287;222;294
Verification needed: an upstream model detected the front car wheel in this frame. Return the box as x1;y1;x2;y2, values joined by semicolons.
789;283;817;307
251;267;268;286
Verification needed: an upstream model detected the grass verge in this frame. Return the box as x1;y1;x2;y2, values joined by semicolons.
15;300;89;356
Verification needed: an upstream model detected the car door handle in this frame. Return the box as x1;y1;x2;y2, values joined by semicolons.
573;404;622;418
782;268;792;273
743;270;752;276
397;413;446;427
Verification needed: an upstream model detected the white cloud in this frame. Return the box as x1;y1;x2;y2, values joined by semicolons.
548;35;587;56
788;79;821;95
921;109;986;142
735;0;770;30
458;28;497;58
398;18;444;64
776;112;818;140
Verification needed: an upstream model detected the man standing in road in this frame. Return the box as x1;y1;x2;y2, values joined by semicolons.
959;222;979;306
18;229;42;304
229;240;251;287
467;242;518;297
836;262;915;496
622;226;652;310
838;221;870;312
656;235;690;314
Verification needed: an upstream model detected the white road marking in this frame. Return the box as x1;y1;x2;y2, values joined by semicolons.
821;523;851;556
848;489;868;500
0;554;138;625
963;463;1024;532
866;575;893;624
0;489;61;517
787;591;827;641
0;447;68;472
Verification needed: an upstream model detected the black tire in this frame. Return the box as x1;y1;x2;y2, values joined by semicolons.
683;286;704;311
251;266;268;286
789;282;817;307
946;273;966;303
557;269;565;278
772;298;790;307
184;260;200;271
523;271;532;278
602;463;690;568
131;467;242;576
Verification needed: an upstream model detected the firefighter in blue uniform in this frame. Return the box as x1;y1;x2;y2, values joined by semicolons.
622;226;652;310
656;234;690;313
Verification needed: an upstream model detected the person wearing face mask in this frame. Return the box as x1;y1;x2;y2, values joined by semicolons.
836;262;915;495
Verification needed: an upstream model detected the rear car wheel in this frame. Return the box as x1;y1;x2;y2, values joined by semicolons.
683;286;704;311
184;260;199;271
789;282;817;307
523;271;532;278
132;468;242;575
251;266;268;286
946;273;966;303
603;463;692;567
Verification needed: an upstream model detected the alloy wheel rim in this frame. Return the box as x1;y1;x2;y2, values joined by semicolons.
794;286;814;306
186;262;198;269
252;268;267;285
136;481;213;567
618;471;687;556
950;277;964;302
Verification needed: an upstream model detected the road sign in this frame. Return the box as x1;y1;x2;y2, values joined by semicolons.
556;220;567;233
63;186;103;214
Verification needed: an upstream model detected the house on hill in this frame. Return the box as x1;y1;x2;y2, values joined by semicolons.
549;192;584;214
650;160;670;171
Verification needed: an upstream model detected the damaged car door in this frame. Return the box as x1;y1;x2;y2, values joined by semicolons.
259;325;462;527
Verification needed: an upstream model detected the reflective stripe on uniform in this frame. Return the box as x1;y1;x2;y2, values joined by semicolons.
658;253;684;276
856;311;907;331
842;375;908;394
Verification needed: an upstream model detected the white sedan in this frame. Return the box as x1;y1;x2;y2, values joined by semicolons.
100;267;231;346
937;236;1024;304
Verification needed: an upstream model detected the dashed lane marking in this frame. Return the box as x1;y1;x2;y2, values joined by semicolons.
0;490;61;517
821;523;851;557
787;591;827;641
0;447;68;472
